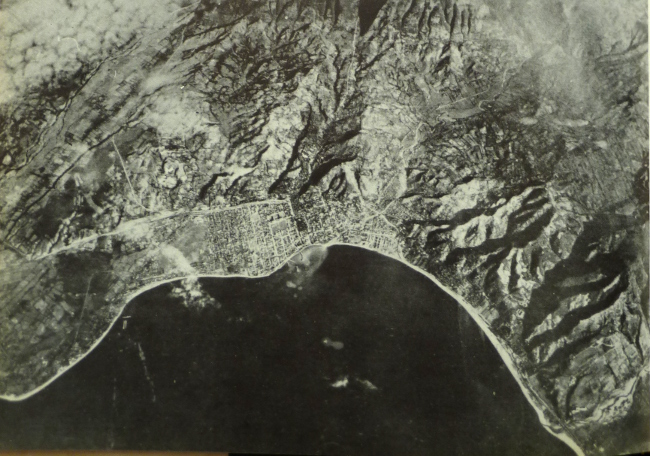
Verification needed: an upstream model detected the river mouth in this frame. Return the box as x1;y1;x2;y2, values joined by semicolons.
0;245;572;455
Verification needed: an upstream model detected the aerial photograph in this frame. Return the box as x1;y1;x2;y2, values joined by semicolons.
0;0;647;455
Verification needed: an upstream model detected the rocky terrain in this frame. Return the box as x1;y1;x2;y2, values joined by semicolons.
0;0;648;454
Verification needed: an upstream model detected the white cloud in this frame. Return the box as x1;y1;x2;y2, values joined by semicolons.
0;0;184;104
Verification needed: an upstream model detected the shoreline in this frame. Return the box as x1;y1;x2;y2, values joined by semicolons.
0;241;584;456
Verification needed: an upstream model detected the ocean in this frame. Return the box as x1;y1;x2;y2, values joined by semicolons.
0;245;572;455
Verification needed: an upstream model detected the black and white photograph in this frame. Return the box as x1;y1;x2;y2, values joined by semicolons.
0;0;648;455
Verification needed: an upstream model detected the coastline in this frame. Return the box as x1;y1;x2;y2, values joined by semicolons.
0;241;585;456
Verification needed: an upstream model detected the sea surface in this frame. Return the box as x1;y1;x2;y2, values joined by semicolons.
0;245;573;455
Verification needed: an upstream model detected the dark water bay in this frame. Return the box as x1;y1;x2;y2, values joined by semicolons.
0;246;572;455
